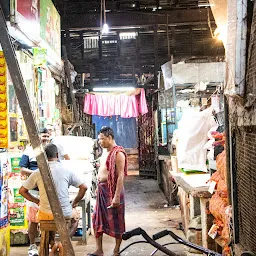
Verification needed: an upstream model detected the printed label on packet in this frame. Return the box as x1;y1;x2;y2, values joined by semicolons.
208;224;219;239
208;181;217;194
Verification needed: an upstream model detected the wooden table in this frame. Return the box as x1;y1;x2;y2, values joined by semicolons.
170;172;216;250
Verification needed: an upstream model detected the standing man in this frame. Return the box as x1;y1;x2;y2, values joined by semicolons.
19;128;49;256
88;127;127;256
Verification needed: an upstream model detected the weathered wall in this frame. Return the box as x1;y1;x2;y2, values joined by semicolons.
126;148;139;171
92;115;138;148
92;115;138;171
227;2;256;253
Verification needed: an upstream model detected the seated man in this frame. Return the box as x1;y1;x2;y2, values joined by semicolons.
19;143;87;245
19;127;50;256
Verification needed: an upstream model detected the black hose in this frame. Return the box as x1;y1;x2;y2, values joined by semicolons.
119;241;149;254
140;229;177;256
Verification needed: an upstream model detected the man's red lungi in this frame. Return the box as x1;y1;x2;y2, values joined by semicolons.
92;182;125;239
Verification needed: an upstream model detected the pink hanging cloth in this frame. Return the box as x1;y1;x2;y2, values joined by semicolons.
138;89;148;115
83;89;148;118
84;94;93;115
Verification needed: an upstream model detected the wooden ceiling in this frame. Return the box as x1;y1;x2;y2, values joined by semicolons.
53;0;225;88
54;0;212;15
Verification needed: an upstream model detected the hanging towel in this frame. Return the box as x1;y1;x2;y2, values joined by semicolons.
83;89;148;118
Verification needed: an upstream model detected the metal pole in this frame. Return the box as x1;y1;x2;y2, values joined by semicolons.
0;7;75;255
166;14;170;59
171;55;177;128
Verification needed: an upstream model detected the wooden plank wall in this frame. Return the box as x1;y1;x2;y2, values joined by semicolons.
62;24;224;86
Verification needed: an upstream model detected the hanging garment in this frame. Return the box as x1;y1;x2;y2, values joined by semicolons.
138;88;148;115
83;89;148;118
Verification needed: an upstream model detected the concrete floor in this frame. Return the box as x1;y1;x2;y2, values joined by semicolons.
10;173;186;256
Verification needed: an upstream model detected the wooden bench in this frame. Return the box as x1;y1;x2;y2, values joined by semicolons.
39;220;71;256
169;172;218;251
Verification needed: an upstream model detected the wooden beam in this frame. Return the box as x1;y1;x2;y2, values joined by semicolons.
154;25;159;88
65;29;71;59
89;64;94;85
62;8;215;29
116;31;121;57
62;46;82;136
166;15;170;59
80;31;84;60
98;32;102;59
0;7;75;256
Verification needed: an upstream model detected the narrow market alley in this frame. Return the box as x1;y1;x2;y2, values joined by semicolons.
10;173;184;256
1;0;256;255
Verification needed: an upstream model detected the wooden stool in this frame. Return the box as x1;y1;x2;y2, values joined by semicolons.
39;220;70;256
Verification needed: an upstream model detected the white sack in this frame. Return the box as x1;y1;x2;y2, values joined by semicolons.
53;136;94;160
177;108;216;172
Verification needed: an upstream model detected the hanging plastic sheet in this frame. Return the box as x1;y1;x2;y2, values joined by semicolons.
177;108;217;172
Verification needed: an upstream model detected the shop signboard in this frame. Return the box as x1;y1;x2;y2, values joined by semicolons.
33;47;47;66
40;0;61;59
0;52;8;149
14;0;41;42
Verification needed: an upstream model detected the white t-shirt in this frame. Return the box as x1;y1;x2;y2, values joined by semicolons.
22;161;84;217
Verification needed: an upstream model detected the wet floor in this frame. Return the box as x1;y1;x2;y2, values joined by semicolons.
10;173;186;256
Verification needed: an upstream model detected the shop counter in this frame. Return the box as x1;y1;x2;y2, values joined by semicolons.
170;172;216;251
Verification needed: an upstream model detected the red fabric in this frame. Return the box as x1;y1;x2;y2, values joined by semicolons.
92;182;125;238
83;89;148;118
106;146;127;200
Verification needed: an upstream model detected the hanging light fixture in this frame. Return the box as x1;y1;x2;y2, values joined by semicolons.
100;0;109;34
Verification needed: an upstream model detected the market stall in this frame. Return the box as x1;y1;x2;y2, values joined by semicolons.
158;60;231;254
170;108;230;254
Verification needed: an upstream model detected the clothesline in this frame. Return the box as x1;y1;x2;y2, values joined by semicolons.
87;88;142;96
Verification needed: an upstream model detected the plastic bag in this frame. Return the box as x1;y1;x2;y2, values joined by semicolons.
216;150;227;182
209;193;228;222
177;108;217;172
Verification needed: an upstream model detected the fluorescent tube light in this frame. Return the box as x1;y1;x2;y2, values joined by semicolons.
102;23;109;34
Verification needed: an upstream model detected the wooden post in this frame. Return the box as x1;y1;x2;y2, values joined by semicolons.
65;29;71;59
200;198;216;250
80;31;84;60
62;45;82;136
154;25;159;88
166;15;171;59
0;7;75;256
